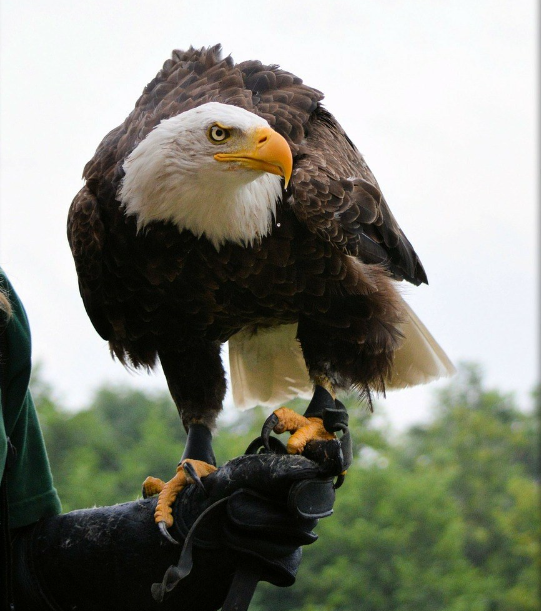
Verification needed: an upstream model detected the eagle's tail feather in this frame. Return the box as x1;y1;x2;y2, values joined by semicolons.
384;299;456;389
228;324;312;411
228;302;455;410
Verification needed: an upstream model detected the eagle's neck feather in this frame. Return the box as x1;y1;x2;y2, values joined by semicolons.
121;171;281;249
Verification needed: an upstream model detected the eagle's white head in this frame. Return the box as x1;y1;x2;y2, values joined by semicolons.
118;102;292;249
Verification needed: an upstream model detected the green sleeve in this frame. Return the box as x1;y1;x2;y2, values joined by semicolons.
1;270;62;528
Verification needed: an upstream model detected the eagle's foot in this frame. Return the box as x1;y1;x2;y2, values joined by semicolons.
262;407;336;455
143;459;217;543
142;476;166;498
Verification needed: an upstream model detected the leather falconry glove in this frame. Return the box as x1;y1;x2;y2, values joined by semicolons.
12;452;338;611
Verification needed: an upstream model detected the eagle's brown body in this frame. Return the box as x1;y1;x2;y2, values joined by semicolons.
68;45;427;428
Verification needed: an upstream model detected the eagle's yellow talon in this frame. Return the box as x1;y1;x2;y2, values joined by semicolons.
272;407;311;434
148;459;217;531
154;467;187;528
269;407;336;455
142;476;166;498
287;418;335;454
182;459;217;482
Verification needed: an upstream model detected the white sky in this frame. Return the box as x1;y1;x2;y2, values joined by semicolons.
0;0;537;430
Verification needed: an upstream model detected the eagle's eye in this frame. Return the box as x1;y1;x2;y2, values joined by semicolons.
208;124;231;143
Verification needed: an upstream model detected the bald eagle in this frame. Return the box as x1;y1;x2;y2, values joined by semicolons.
68;45;454;535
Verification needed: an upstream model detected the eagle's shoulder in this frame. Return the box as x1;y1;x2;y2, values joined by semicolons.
236;59;323;149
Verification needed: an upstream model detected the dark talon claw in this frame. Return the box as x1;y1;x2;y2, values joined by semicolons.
183;462;207;495
261;413;280;450
142;485;149;499
158;520;180;545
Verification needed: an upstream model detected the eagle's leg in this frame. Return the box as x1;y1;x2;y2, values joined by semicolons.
261;376;338;455
143;344;225;540
181;422;216;465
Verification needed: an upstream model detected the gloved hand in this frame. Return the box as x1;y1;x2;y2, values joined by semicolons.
13;452;336;611
153;453;336;607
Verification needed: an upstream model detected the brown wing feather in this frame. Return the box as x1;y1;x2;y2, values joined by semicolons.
67;186;110;340
237;59;323;150
289;107;428;285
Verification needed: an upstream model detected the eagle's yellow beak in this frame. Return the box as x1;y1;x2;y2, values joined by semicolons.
214;127;293;188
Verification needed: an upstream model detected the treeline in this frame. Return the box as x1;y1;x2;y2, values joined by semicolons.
32;364;539;611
